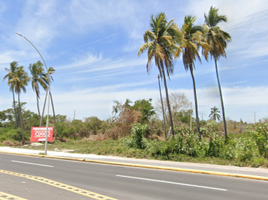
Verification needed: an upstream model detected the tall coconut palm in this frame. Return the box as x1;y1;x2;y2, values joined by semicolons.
10;66;30;145
3;61;19;129
209;106;221;121
204;6;231;139
29;61;48;120
180;16;208;141
138;12;182;136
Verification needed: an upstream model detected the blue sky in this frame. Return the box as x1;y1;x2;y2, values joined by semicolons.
0;0;268;123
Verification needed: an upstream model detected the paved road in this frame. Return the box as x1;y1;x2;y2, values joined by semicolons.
1;147;268;178
0;173;91;200
0;153;268;200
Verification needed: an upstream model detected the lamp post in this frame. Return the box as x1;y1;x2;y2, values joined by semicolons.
16;32;51;155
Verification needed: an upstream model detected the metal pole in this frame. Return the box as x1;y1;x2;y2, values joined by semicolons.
16;33;51;155
158;75;167;139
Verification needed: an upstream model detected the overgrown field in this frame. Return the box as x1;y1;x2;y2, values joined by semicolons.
1;123;268;168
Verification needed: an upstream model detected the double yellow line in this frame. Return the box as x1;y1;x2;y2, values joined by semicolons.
0;191;27;200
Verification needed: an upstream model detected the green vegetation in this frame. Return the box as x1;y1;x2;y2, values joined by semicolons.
1;101;268;168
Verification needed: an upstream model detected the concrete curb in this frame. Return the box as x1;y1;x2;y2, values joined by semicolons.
1;151;268;181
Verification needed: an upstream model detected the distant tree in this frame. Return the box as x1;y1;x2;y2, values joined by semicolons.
132;98;155;123
138;12;182;136
180;16;208;141
203;6;231;139
3;61;19;129
85;116;103;135
209;106;221;121
155;92;192;123
108;99;141;139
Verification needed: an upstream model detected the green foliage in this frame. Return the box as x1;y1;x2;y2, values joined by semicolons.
85;116;103;135
122;123;149;149
0;127;30;142
174;110;192;124
252;124;268;158
131;123;149;149
132;98;155;123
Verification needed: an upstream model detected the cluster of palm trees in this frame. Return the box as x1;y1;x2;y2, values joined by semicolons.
138;6;231;140
3;61;55;144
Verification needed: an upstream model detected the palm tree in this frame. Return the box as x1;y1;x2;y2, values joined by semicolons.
29;61;48;120
10;66;30;145
138;12;182;136
204;6;231;139
180;16;208;141
3;61;19;129
209;106;221;121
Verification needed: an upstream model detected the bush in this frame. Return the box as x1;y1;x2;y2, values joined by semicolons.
252;124;268;158
130;123;149;149
122;123;149;149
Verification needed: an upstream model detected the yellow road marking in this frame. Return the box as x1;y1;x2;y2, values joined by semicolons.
0;191;27;200
0;170;117;200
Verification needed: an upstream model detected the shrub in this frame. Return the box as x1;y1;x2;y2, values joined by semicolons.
130;123;149;149
252;123;268;158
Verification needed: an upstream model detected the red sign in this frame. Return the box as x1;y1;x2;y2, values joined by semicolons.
31;127;54;142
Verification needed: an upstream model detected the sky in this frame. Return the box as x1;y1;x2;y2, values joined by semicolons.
0;0;268;123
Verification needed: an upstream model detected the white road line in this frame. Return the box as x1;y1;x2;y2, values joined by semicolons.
116;175;227;191
11;160;54;168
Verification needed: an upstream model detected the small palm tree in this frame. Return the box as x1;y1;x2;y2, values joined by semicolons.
180;16;208;141
209;106;221;121
29;61;48;120
3;61;19;128
138;12;182;136
204;6;231;139
10;66;30;145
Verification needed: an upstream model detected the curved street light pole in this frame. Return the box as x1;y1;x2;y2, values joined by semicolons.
16;32;51;155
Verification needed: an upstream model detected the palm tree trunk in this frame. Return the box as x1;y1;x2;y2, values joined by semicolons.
158;75;167;139
50;91;57;139
17;93;25;145
12;89;18;129
214;59;227;139
40;89;48;126
36;93;41;120
190;69;201;141
162;69;174;136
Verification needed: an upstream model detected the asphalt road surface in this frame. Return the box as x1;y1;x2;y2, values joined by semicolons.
0;153;267;200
